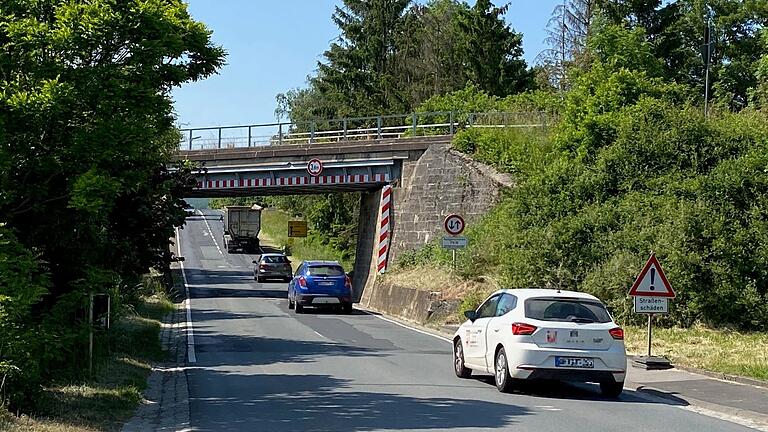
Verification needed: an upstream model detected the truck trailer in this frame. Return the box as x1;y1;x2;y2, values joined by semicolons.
223;205;262;253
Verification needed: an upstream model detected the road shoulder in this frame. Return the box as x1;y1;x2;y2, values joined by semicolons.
121;268;191;432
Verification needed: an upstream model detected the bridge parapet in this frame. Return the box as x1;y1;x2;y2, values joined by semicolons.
178;111;551;151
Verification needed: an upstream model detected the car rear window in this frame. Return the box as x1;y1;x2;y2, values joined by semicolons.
263;256;288;264
307;265;345;276
525;298;612;323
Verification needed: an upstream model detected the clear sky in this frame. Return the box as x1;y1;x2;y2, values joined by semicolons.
172;0;560;128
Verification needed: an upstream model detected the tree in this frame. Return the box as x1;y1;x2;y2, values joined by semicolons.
314;0;412;117
455;0;533;96
596;0;768;110
539;0;599;90
0;0;224;402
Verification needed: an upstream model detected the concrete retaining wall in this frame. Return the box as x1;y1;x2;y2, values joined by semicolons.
360;281;437;324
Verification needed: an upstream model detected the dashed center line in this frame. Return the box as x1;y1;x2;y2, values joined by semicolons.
197;209;223;256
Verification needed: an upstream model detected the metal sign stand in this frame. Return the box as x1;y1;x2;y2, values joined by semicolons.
646;314;653;357
629;253;675;370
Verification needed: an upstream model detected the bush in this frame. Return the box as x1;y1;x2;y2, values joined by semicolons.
0;226;49;406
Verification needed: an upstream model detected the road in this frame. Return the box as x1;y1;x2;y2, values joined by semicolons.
178;210;755;432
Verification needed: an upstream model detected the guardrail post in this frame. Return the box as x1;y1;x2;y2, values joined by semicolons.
217;128;222;149
310;122;315;144
412;113;417;136
469;113;475;127
279;123;283;145
343;119;347;140
377;116;382;139
247;126;252;147
188;129;193;150
449;111;455;135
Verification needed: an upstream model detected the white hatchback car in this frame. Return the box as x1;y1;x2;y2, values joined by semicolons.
453;289;627;397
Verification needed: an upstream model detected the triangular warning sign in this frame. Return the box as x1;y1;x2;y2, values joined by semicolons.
628;254;675;298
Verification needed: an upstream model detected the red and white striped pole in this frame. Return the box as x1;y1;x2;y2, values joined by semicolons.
377;185;392;274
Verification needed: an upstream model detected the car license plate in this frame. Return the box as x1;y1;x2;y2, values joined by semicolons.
319;281;335;286
312;297;339;304
555;357;594;368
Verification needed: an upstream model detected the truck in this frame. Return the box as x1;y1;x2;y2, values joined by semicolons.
223;204;262;253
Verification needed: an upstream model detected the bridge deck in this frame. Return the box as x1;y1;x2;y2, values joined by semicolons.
175;135;451;162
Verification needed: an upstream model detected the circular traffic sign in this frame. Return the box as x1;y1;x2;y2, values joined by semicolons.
307;158;323;177
444;214;465;236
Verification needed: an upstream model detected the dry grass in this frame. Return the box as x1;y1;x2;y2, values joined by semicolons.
625;325;768;381
382;265;499;300
1;297;172;431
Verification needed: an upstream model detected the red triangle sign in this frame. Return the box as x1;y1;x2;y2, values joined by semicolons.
628;254;675;298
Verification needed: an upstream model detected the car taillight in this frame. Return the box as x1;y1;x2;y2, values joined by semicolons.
259;264;269;269
298;277;307;287
511;322;537;335
345;275;352;290
609;327;624;340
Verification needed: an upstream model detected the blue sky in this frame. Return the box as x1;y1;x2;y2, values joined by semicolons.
172;0;560;128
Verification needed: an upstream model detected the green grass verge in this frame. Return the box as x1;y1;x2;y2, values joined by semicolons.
1;296;174;432
625;325;768;381
260;209;354;270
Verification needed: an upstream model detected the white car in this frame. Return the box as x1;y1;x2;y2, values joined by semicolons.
453;289;627;397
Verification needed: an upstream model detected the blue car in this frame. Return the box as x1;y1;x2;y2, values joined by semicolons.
288;261;353;314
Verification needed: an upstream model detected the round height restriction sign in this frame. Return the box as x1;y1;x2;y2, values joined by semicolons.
307;158;323;177
444;214;465;236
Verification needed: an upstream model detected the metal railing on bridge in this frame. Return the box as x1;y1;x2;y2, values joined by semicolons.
179;111;553;151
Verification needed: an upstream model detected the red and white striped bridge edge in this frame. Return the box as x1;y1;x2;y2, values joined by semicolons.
377;185;392;274
196;173;389;189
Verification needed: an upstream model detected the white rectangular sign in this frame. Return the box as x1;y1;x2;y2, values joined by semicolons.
634;296;669;314
441;236;468;250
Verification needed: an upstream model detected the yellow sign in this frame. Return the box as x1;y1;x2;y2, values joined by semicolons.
288;220;308;238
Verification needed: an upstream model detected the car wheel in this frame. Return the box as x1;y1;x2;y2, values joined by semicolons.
453;340;472;378
494;347;515;393
600;380;624;398
295;303;304;314
341;302;353;314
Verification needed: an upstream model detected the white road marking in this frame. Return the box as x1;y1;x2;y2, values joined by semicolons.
363;309;452;343
680;405;768;432
628;383;768;431
313;330;329;340
535;405;562;412
197;209;223;256
176;227;197;364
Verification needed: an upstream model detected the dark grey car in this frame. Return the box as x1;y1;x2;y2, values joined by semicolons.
253;253;293;282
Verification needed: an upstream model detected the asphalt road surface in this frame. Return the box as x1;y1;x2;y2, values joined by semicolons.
179;210;755;432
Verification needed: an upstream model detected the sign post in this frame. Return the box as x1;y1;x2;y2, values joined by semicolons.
442;214;466;270
628;253;675;369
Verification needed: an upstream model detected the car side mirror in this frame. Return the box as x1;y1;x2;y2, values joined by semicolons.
252;260;258;264
464;310;478;322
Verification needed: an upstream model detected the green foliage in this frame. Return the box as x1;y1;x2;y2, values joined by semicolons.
597;0;768;110
414;24;768;331
0;226;49;407
210;195;360;264
0;0;223;408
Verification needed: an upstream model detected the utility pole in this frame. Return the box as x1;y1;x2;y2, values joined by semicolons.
703;4;714;119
